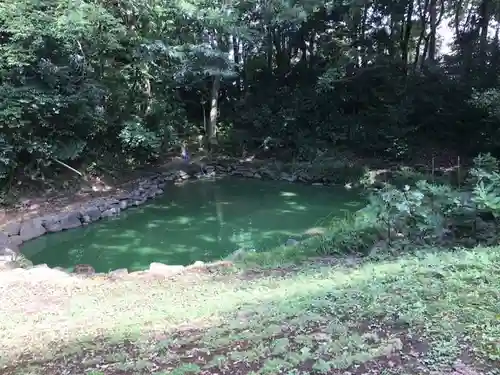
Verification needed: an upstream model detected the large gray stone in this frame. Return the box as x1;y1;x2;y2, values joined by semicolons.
149;263;185;276
188;261;205;269
81;206;101;222
3;222;21;236
280;172;297;182
176;170;190;180
101;207;120;217
116;192;131;201
44;221;63;233
40;212;81;232
95;198;116;212
259;168;277;179
8;235;23;246
106;198;120;206
130;190;144;199
146;190;157;199
19;219;46;241
0;232;18;256
0;232;10;245
109;268;129;278
132;199;146;207
59;212;82;230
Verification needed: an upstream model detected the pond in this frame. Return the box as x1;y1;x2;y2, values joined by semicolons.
21;178;364;273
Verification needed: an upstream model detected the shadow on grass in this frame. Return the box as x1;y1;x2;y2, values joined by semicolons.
2;246;499;375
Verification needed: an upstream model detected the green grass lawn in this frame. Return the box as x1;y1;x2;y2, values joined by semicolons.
1;246;500;374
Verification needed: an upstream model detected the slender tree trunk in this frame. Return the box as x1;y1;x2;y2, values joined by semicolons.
266;25;273;72
490;26;500;86
207;74;220;148
413;31;426;70
401;0;414;71
360;2;369;67
428;0;437;61
143;68;152;115
461;12;478;83
232;35;241;96
454;0;462;39
478;0;490;70
308;33;314;69
422;34;431;66
413;0;429;70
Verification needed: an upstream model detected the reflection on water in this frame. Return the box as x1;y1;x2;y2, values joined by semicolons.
21;178;364;272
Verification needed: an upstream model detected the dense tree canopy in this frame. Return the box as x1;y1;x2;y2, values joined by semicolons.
1;0;500;187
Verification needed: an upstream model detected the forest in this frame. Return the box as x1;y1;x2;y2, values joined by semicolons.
1;0;500;191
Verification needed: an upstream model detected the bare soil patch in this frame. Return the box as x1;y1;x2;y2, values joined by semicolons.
0;159;178;227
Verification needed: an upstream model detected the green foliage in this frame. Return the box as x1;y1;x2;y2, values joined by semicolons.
1;0;500;192
469;89;500;120
366;181;461;244
324;215;382;255
119;117;162;156
470;153;500;219
307;154;500;257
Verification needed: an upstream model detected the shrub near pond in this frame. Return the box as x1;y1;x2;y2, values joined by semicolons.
248;153;500;263
355;153;500;254
241;152;500;269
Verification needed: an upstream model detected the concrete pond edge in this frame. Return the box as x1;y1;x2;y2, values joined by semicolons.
0;159;341;278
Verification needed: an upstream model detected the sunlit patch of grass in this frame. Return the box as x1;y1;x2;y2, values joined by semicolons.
233;242;313;268
2;246;500;374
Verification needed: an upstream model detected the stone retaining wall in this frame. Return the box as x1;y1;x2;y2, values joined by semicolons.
0;159;335;276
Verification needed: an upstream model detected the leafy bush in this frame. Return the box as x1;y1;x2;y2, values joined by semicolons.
315;153;500;257
320;215;383;255
119;117;162;159
233;153;500;265
469;153;500;218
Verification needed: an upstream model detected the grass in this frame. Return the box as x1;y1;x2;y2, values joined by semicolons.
1;246;500;374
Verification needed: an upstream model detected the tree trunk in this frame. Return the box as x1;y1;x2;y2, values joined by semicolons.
478;0;490;71
206;74;220;149
413;0;429;71
266;25;273;72
428;0;437;61
360;2;369;67
401;0;414;71
454;0;462;39
232;35;241;96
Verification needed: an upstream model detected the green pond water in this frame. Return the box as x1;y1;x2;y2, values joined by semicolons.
21;178;364;273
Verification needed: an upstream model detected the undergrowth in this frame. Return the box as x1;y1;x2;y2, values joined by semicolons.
297;154;499;259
